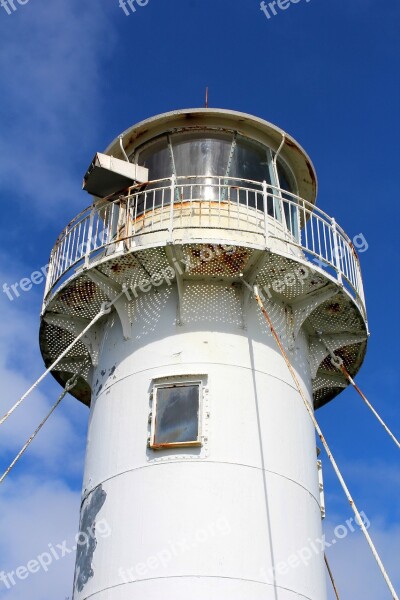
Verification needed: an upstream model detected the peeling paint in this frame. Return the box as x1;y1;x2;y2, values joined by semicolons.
73;485;107;594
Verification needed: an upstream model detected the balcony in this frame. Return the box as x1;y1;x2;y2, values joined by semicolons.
43;176;366;320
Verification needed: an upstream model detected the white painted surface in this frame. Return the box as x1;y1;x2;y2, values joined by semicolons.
74;284;327;600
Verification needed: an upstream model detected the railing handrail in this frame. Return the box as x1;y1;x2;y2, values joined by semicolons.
52;176;350;248
127;175;336;223
44;176;366;318
127;176;356;250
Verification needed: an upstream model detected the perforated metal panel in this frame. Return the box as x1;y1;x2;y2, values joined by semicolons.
182;244;253;278
181;282;243;326
308;297;364;335
40;241;368;408
50;275;110;319
256;253;327;301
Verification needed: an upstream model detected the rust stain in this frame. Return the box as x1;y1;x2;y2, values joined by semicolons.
129;199;233;230
186;244;250;276
285;138;298;150
110;263;124;273
349;240;360;259
285;138;315;185
221;247;249;273
326;302;341;314
321;344;360;373
107;254;139;274
60;280;97;307
127;128;149;147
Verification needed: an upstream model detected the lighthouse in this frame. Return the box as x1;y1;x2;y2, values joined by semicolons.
39;109;368;600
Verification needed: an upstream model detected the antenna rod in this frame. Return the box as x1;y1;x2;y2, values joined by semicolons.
205;86;209;108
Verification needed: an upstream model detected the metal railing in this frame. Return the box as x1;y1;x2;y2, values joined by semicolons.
44;175;366;315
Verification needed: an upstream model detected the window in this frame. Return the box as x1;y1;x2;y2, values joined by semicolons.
150;382;202;449
278;161;299;240
171;133;233;178
230;136;271;184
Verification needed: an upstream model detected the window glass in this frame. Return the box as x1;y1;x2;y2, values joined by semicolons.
277;162;294;194
152;384;200;447
138;133;273;183
138;137;171;180
135;132;285;217
230;137;271;183
172;133;233;177
278;161;299;239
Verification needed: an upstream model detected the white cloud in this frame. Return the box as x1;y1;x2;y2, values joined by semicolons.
0;4;110;594
0;475;80;600
0;3;109;593
0;0;115;220
344;460;400;489
0;4;398;599
324;517;400;599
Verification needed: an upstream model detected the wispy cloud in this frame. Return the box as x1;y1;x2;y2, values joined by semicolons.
0;475;80;600
0;5;109;595
324;517;400;599
0;1;115;221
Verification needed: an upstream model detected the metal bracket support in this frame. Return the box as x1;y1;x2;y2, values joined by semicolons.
290;285;339;342
86;269;132;340
165;245;185;326
309;332;367;379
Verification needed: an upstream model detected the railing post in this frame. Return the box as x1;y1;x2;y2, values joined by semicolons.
85;206;95;267
262;180;269;246
332;218;343;285
169;174;176;241
85;205;94;267
353;249;366;315
43;249;54;305
358;268;367;320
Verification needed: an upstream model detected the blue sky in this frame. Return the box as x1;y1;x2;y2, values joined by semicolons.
0;0;399;598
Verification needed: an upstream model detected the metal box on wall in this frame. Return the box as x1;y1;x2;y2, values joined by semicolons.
83;152;148;197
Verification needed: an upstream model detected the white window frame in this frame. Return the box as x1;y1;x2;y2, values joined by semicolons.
150;380;203;450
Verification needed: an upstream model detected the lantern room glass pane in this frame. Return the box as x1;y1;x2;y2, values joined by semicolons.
152;384;200;447
135;132;294;224
172;133;233;177
231;137;271;183
138;137;171;180
278;162;299;240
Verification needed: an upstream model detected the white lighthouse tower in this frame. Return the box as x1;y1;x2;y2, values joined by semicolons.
39;109;368;600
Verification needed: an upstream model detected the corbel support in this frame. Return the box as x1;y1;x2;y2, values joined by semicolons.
290;285;338;341
241;249;282;329
165;244;185;326
86;268;132;340
309;332;367;379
